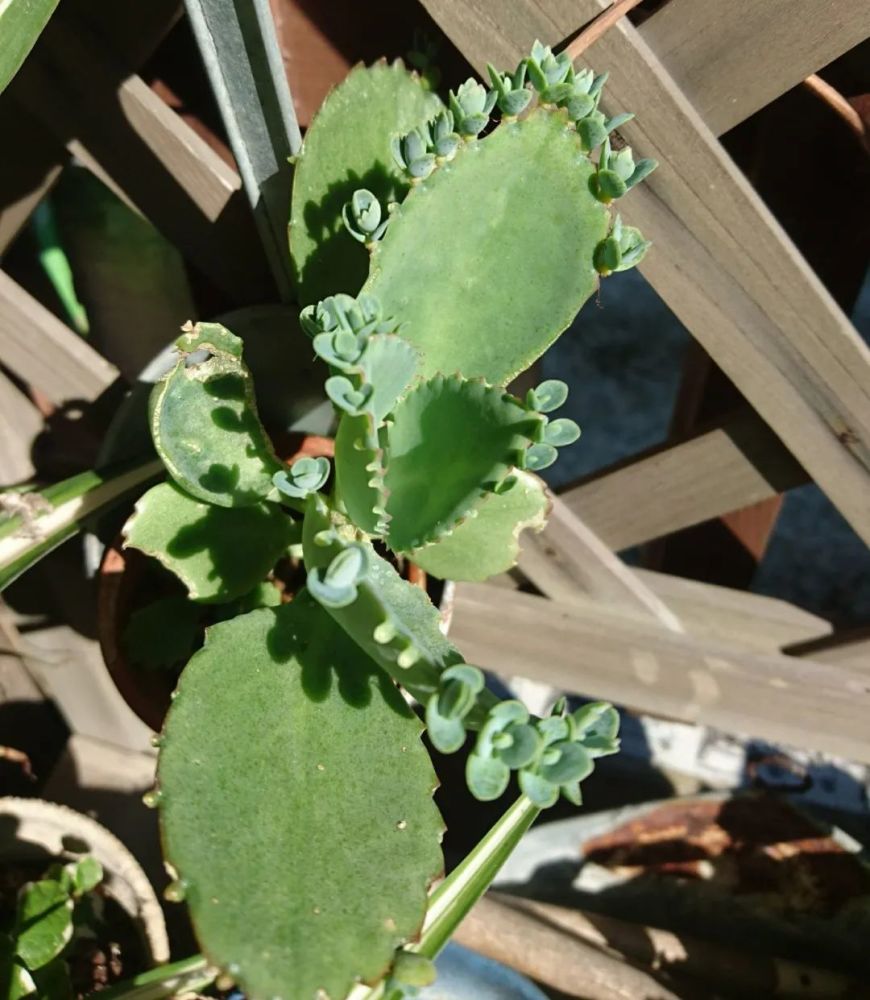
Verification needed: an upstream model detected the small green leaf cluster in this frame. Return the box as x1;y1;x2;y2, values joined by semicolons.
3;856;103;998
426;664;621;808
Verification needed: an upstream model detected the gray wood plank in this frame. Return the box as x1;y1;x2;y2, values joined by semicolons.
451;583;870;763
560;408;807;551
641;0;870;136
0;270;118;403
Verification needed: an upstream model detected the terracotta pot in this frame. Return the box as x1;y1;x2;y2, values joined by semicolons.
97;434;438;733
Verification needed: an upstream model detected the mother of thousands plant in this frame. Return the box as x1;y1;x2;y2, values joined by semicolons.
109;42;651;1000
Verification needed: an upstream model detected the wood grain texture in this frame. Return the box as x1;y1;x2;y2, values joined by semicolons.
0;369;42;484
634;568;832;652
640;0;870;136
559;408;806;551
582;14;870;544
518;496;684;631
423;0;870;544
450;583;870;763
12;8;273;303
509;555;831;653
0;0;181;255
0;270;118;403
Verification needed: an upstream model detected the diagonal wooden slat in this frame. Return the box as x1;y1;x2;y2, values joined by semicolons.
559;407;807;551
633;568;831;652
0;270;118;403
518;496;683;630
422;0;870;545
0;0;182;255
451;583;870;763
641;0;870;137
12;7;273;302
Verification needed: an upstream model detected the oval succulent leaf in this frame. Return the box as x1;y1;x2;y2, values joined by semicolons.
273;456;331;500
150;324;282;508
326;375;373;416
524;443;558;471
307;543;369;609
123;481;293;604
289;62;442;305
526;379;568;414
365;108;610;385
156;595;444;1000
543;418;581;447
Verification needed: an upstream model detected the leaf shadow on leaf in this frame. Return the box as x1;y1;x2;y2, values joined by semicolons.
265;600;413;720
166;502;285;600
297;164;402;306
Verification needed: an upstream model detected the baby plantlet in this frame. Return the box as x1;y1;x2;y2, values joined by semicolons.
118;40;659;999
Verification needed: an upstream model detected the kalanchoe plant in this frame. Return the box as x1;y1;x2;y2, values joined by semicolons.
2;856;103;998
105;41;656;1000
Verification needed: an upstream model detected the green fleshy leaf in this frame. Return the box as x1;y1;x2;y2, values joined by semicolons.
123;482;293;604
383;375;540;552
334;414;388;536
150;324;282;508
15;880;73;970
157;596;444;1000
355;333;420;424
289;62;442;306
466;755;511;802
6;959;36;1000
524;443;558;471
364;108;609;385
517;770;559;808
410;470;549;582
302;496;475;709
543;418;581;447
123;595;203;671
69;857;102;897
0;0;59;96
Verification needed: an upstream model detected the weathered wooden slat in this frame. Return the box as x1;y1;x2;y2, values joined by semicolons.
582;15;870;544
450;583;870;763
507;559;831;652
0;270;118;403
13;9;273;302
640;0;870;136
518;496;684;630
0;369;42;484
423;0;870;544
559;408;806;551
634;568;831;652
0;0;181;255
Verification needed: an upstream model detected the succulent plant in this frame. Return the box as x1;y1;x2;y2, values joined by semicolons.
120;42;658;1000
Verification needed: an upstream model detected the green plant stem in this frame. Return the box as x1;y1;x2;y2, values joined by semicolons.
87;955;214;1000
349;794;540;1000
0;457;163;591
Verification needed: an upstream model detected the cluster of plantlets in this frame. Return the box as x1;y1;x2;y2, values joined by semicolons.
2;855;103;997
50;41;654;1000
